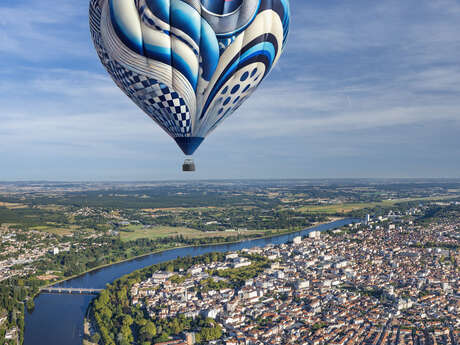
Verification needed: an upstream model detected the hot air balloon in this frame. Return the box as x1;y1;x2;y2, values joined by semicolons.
89;0;290;171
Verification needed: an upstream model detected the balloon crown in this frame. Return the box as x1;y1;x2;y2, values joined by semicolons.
201;0;243;16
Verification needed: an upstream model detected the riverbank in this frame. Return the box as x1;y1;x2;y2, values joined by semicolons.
87;217;353;345
83;305;98;345
81;217;344;343
40;217;346;290
24;218;358;345
83;316;97;345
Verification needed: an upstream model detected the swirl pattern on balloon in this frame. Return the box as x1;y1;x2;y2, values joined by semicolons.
90;0;290;155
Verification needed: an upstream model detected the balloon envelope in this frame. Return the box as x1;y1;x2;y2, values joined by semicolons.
90;0;290;155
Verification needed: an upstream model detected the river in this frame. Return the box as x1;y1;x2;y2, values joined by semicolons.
24;218;358;345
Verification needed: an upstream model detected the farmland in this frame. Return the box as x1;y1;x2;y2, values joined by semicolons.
119;225;268;242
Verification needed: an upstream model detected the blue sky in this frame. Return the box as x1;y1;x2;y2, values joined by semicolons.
0;0;459;180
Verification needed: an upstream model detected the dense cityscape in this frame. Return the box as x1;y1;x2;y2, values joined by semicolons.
124;210;459;345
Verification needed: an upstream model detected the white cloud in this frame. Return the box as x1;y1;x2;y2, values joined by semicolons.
0;68;171;158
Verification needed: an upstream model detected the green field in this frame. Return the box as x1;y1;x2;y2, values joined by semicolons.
0;202;27;209
29;224;80;236
297;195;458;214
298;202;395;214
119;224;267;242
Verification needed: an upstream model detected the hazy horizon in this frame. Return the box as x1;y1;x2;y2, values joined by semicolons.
1;178;460;184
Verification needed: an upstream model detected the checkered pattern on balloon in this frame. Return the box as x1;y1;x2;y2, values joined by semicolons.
90;0;290;155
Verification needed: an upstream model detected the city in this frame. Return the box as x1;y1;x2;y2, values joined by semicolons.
93;203;459;345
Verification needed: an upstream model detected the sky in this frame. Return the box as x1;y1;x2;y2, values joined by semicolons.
0;0;459;180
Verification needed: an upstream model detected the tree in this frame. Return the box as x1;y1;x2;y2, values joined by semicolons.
91;332;101;343
140;321;156;341
170;318;181;334
122;315;133;327
199;326;222;342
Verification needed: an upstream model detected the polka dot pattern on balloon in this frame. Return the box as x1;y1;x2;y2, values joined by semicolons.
206;62;266;133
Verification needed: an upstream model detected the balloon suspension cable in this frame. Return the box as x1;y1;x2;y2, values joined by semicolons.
182;158;196;172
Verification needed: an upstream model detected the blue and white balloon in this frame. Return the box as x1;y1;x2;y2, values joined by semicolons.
89;0;290;155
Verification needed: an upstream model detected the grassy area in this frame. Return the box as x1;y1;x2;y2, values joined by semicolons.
297;195;459;214
83;340;97;345
298;202;393;214
0;202;27;209
142;206;221;213
29;225;77;236
29;225;50;230
35;205;66;211
119;225;267;242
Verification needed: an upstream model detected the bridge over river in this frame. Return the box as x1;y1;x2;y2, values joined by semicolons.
40;287;103;295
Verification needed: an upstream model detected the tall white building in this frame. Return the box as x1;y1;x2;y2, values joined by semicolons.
363;214;371;225
293;236;302;244
309;231;321;239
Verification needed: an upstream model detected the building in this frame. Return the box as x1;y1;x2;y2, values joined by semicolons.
309;231;321;239
295;280;310;289
0;309;7;325
185;332;196;345
5;327;18;340
363;214;371;225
